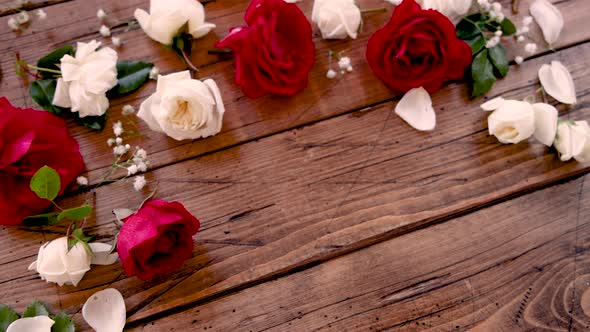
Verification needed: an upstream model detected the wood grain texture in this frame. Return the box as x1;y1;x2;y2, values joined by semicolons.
128;175;590;332
0;41;589;329
1;0;588;188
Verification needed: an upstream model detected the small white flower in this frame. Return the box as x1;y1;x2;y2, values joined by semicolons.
517;35;525;42
7;17;19;30
136;161;148;172
124;144;131;151
15;11;29;24
107;138;116;146
97;8;107;20
517;26;530;35
133;175;146;191
485;38;499;49
135;148;147;160
495;13;505;22
115;137;123;145
127;165;138;176
112;36;122;47
515;56;524;64
522;15;533;26
524;43;537;54
338;56;351;70
77;176;89;186
36;9;47;20
113;145;126;156
312;0;362;39
326;69;338;79
491;2;502;12
149;66;159;80
99;24;111;37
122;104;135;115
495;30;503;37
530;0;563;45
113;121;123;136
347;66;353;73
538;60;577;104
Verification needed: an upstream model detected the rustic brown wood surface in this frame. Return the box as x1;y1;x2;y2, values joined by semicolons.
1;0;589;331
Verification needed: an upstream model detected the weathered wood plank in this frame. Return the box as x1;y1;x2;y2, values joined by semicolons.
128;175;590;332
1;0;587;187
0;41;589;327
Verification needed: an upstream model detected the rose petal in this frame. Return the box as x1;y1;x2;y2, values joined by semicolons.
89;243;119;265
52;78;72;108
481;97;505;111
539;61;577;104
532;103;558;146
6;316;54;332
395;87;436;131
83;288;126;332
530;0;564;45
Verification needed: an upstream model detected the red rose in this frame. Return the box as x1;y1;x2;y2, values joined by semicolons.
214;0;316;98
116;199;200;280
366;0;472;94
0;97;84;226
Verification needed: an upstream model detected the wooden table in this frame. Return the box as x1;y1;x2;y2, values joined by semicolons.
1;0;590;330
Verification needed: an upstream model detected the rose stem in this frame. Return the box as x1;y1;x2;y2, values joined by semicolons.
512;0;519;14
208;48;233;55
25;64;61;74
360;7;386;14
180;48;200;73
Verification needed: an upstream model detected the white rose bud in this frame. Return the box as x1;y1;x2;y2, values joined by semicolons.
312;0;361;40
28;237;118;287
486;100;535;144
554;121;590;163
138;71;226;141
52;40;118;117
134;0;216;45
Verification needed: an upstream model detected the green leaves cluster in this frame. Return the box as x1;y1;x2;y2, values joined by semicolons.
456;14;517;98
23;166;93;227
0;301;74;332
27;45;153;131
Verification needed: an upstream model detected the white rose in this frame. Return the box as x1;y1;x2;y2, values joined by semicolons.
138;71;225;141
28;237;118;287
420;0;472;24
554;120;590;163
312;0;361;39
486;99;535;144
52;40;118;118
134;0;216;45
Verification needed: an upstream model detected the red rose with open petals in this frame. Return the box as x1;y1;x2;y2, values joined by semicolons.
366;0;472;94
214;0;316;98
0;97;84;226
116;200;200;280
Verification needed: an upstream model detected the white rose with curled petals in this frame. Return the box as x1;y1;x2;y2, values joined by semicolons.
52;40;118;118
312;0;362;40
420;0;472;24
485;100;535;144
134;0;216;45
138;71;225;141
554;120;590;163
28;237;119;287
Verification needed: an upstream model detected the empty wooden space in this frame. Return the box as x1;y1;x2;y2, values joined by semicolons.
1;0;589;331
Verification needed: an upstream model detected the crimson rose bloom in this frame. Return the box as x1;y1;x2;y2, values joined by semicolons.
214;0;316;98
366;0;472;94
0;97;84;226
116;199;200;280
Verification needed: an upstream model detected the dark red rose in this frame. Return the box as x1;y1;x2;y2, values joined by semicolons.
366;0;472;94
0;97;84;226
116;199;200;280
214;0;316;98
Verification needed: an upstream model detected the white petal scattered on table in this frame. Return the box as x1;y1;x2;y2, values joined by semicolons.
83;288;126;332
88;243;119;265
6;316;54;332
395;87;436;131
538;61;577;104
530;0;564;45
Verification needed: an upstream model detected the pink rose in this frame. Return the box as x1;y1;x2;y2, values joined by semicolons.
116;200;200;280
0;97;85;226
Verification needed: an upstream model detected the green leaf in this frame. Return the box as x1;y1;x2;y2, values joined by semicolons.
58;205;92;221
0;304;19;332
488;44;509;78
73;112;107;131
51;312;75;332
22;301;49;318
23;212;60;227
456;18;481;40
69;228;94;254
111;61;153;96
471;49;496;98
29;79;68;115
30;166;61;201
36;45;74;79
500;18;517;36
467;34;486;55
